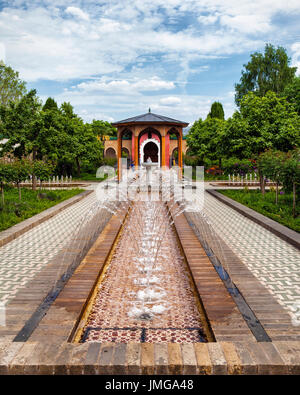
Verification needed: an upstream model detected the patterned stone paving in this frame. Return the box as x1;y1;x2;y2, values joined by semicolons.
203;191;300;319
0;188;98;305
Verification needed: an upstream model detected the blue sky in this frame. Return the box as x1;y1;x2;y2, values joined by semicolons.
0;0;300;126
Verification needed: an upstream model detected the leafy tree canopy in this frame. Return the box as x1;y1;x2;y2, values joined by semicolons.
186;117;226;163
235;44;297;106
282;76;300;115
42;97;58;112
222;91;300;159
0;89;42;159
207;101;224;120
89;119;117;138
0;62;27;107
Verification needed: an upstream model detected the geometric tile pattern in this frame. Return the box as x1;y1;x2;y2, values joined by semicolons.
203;191;300;320
0;189;98;305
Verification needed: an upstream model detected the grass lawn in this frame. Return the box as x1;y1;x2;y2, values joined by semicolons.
73;172;111;182
0;186;84;232
219;189;300;233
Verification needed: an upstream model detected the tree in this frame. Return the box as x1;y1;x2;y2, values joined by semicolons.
33;160;54;189
222;91;300;161
282;76;300;115
207;102;224;120
258;149;299;215
42;97;58;112
89;120;117;138
235;44;297;106
258;150;286;203
0;162;12;206
10;160;32;200
280;149;300;217
59;103;103;177
0;62;27;107
0;89;44;189
186;117;226;165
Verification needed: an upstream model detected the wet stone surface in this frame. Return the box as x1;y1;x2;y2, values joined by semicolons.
81;200;207;343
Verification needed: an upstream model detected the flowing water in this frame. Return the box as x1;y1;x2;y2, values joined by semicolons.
80;195;208;343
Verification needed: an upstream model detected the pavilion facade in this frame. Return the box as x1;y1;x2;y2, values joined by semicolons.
104;110;188;179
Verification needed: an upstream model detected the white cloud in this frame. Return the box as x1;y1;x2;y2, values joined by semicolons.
65;7;89;21
159;96;181;105
0;0;299;122
291;42;300;75
0;42;5;62
220;14;272;34
1;1;292;82
75;77;175;93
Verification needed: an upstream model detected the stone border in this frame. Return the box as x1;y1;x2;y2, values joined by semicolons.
0;340;299;374
0;190;92;248
206;189;300;250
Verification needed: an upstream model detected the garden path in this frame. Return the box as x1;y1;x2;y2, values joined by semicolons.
203;190;300;324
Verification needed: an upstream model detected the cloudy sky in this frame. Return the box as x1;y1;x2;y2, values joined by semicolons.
0;0;300;125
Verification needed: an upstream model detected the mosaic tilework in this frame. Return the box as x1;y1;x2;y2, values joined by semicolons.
0;187;99;305
83;328;203;343
203;191;300;319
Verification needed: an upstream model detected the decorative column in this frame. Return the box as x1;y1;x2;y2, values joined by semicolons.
131;132;135;165
161;135;166;167
178;133;183;168
134;135;139;167
117;130;122;182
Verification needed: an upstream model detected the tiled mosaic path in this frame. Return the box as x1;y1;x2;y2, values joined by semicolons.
0;189;98;305
203;191;300;321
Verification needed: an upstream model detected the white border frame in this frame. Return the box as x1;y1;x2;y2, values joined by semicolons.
139;138;160;167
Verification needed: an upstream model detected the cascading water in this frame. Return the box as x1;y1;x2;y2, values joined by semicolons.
79;168;210;343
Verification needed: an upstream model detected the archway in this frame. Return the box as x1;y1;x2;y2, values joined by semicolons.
144;142;158;163
171;147;178;166
122;147;130;168
105;147;117;159
140;138;160;166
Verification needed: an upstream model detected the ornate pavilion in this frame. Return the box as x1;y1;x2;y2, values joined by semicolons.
104;110;188;178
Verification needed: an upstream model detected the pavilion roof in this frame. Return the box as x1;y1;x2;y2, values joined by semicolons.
111;111;189;127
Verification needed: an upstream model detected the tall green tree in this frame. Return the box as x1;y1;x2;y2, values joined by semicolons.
0;62;27;107
282;76;300;115
0;161;12;205
222;91;300;160
207;102;225;120
186;117;226;165
235;44;297;106
10;159;32;200
0;90;62;189
59;103;103;177
89;119;117;138
0;89;43;161
42;97;58;112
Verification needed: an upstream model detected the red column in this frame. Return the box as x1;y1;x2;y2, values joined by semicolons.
134;136;139;167
117;130;122;181
161;135;166;167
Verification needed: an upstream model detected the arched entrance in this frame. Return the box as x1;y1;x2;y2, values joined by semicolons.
105;147;117;159
144;142;158;163
140;138;160;166
171;147;178;166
